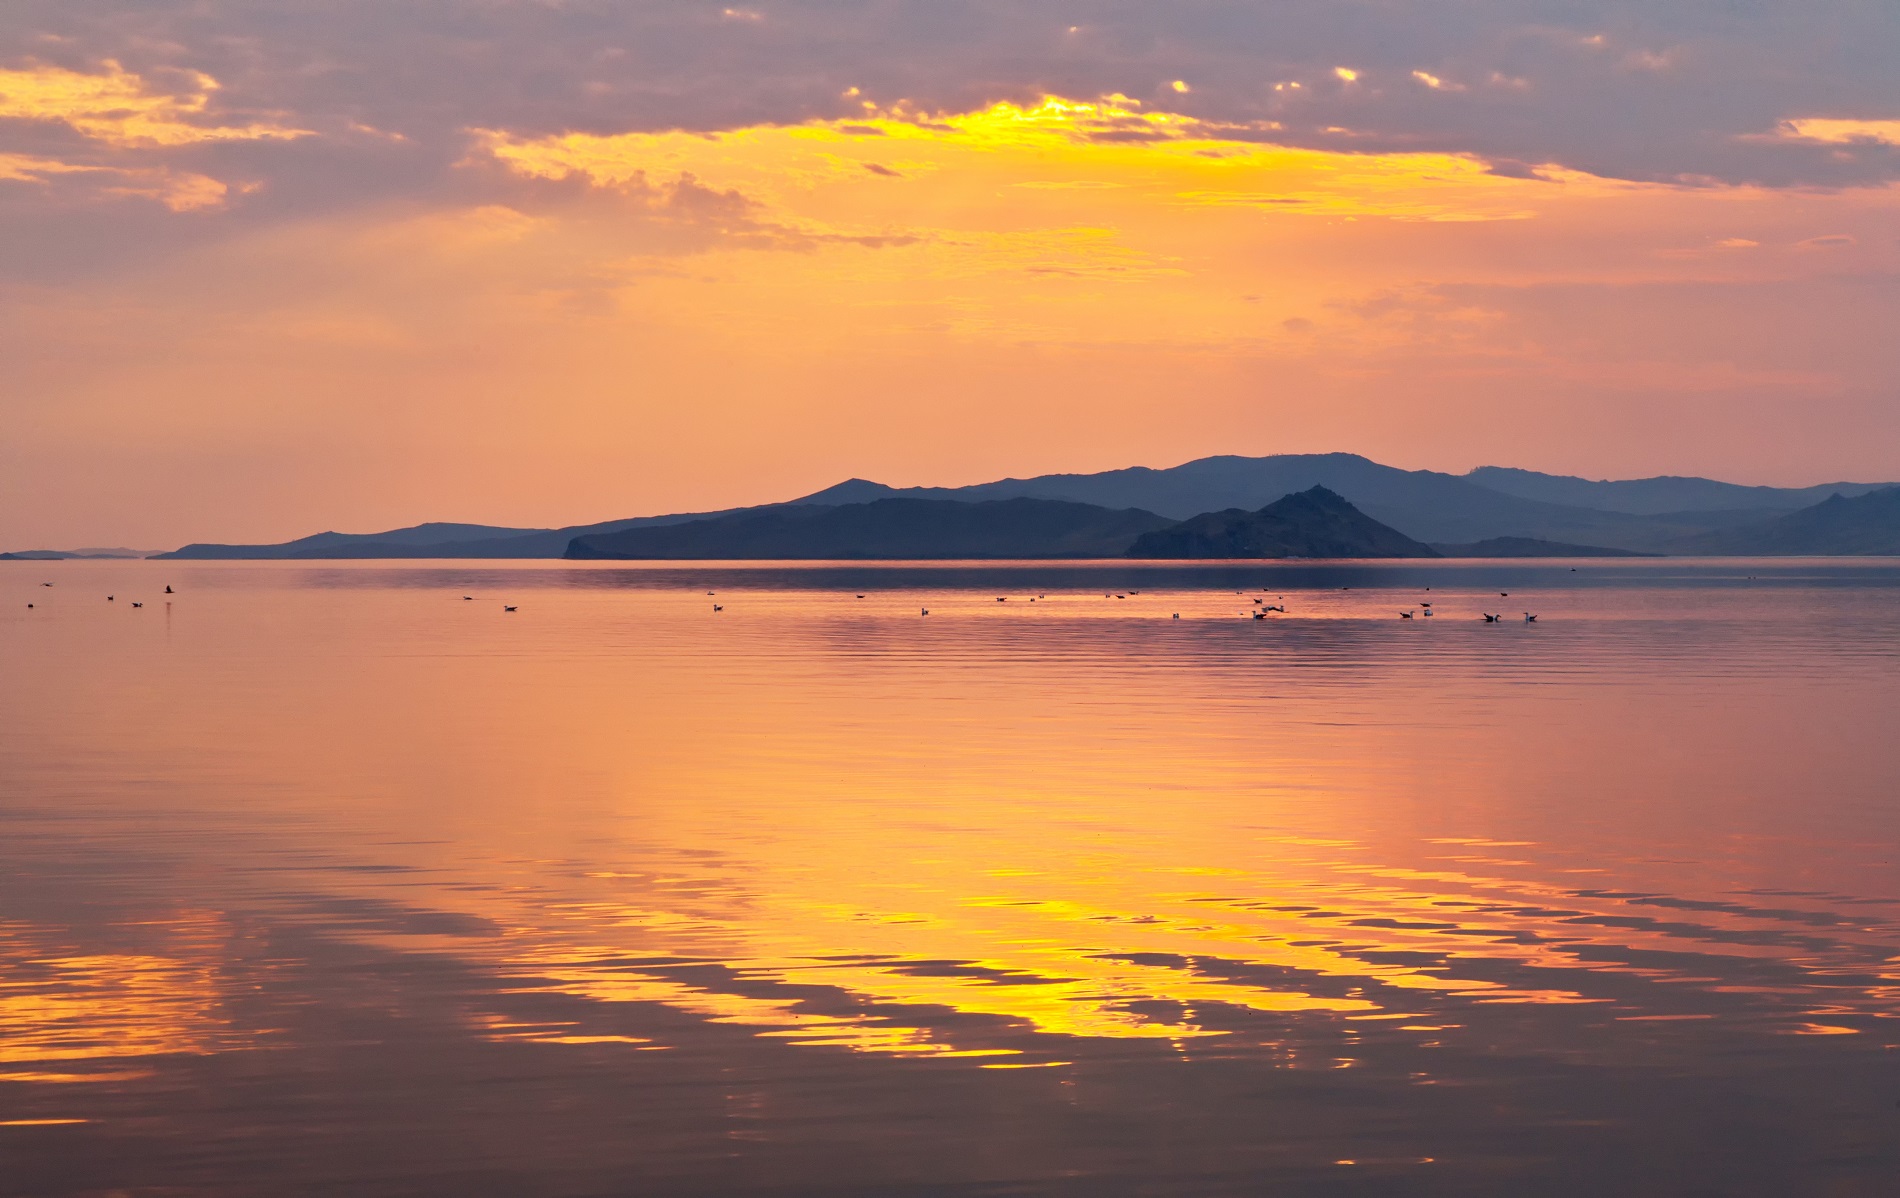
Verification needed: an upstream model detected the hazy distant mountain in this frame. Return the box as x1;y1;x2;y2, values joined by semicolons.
1126;487;1438;559
799;454;1767;550
153;487;869;560
567;497;1176;559
1432;537;1654;558
1675;488;1900;555
143;453;1896;561
158;522;541;559
1465;466;1897;515
0;547;156;560
157;512;755;560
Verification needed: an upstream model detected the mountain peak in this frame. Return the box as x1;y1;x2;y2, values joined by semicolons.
1127;486;1439;559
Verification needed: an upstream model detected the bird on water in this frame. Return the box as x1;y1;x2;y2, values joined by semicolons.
504;605;517;612
1483;613;1501;622
1524;612;1538;622
1399;610;1415;619
165;586;173;594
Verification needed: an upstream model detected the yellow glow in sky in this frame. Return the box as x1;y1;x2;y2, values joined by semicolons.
478;95;1552;226
6;87;1900;545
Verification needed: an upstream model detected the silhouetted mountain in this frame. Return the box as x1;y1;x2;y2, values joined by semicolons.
157;511;759;560
155;485;871;560
146;453;1891;561
1432;537;1654;558
0;547;154;560
1465;466;1898;516
159;522;539;559
567;498;1175;560
800;453;1771;550
1675;488;1900;555
1126;487;1438;559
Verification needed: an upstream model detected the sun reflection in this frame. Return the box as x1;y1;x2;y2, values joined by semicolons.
8;574;1900;1082
0;921;236;1080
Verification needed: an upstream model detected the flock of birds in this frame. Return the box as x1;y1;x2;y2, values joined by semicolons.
21;582;1540;623
24;582;173;610
1398;594;1537;622
685;586;1540;622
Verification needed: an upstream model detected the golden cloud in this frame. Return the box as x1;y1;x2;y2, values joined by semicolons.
472;94;1583;256
1777;118;1900;146
0;151;229;211
0;61;309;148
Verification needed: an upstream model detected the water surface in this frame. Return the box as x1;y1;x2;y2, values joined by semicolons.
3;559;1899;1196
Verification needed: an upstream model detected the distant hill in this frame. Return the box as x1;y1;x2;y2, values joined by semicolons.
1676;488;1900;555
157;511;763;560
567;497;1176;559
798;453;1775;550
1466;466;1897;515
1126;487;1438;559
1432;537;1655;558
158;522;544;559
0;547;155;560
154;487;866;560
139;453;1900;561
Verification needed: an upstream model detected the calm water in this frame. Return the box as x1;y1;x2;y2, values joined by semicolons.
3;559;1900;1196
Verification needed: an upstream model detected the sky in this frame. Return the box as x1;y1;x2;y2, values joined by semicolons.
2;2;1898;548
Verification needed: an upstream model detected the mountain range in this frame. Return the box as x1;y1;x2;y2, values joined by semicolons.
114;453;1900;560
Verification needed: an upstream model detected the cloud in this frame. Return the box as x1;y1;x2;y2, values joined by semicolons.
1777;118;1900;146
4;1;1900;545
0;150;227;210
0;0;1895;210
0;61;307;148
0;61;305;213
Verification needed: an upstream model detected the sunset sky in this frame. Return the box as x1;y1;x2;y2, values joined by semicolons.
3;3;1898;547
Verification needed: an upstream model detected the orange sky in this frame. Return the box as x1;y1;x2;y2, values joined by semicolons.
3;32;1899;545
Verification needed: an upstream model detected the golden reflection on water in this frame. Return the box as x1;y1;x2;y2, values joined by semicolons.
3;561;1900;1080
0;918;235;1081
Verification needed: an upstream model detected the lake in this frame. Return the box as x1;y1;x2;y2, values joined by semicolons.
3;559;1899;1196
